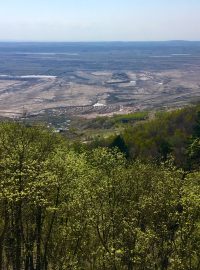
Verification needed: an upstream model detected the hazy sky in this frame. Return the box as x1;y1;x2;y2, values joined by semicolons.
0;0;200;41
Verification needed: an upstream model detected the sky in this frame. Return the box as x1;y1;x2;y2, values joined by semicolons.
0;0;200;42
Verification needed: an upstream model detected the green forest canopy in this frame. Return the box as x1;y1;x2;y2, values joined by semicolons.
0;109;199;269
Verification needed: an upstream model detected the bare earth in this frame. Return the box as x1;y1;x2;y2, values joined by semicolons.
0;67;200;118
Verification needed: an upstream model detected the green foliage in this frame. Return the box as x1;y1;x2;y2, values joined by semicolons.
111;111;148;123
109;135;129;157
187;110;200;169
121;106;198;166
0;122;199;269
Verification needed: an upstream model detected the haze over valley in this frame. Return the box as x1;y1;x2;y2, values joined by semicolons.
0;41;200;119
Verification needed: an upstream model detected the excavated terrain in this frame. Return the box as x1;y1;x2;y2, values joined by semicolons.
0;42;200;118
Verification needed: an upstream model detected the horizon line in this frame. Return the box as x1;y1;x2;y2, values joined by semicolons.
0;40;200;43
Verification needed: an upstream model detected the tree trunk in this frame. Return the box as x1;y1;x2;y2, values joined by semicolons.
14;202;22;270
36;207;42;270
0;201;9;270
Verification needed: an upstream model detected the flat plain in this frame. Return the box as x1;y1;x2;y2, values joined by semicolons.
0;41;200;118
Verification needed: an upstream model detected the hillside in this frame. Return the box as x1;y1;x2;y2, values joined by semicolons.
0;109;199;269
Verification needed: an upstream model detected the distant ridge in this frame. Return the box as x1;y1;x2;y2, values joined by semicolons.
167;40;200;43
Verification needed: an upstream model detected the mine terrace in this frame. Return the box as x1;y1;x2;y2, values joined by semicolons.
0;41;200;119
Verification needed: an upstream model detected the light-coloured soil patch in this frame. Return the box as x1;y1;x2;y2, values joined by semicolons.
1;68;200;118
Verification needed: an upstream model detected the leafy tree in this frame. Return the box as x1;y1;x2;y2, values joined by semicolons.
109;135;129;157
0;123;199;269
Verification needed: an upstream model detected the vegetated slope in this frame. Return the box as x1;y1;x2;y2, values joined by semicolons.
0;121;199;269
89;104;200;169
123;106;196;166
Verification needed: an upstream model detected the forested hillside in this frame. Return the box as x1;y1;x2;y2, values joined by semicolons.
0;115;199;269
88;105;200;169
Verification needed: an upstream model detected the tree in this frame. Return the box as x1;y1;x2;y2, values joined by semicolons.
110;135;129;158
0;123;61;269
